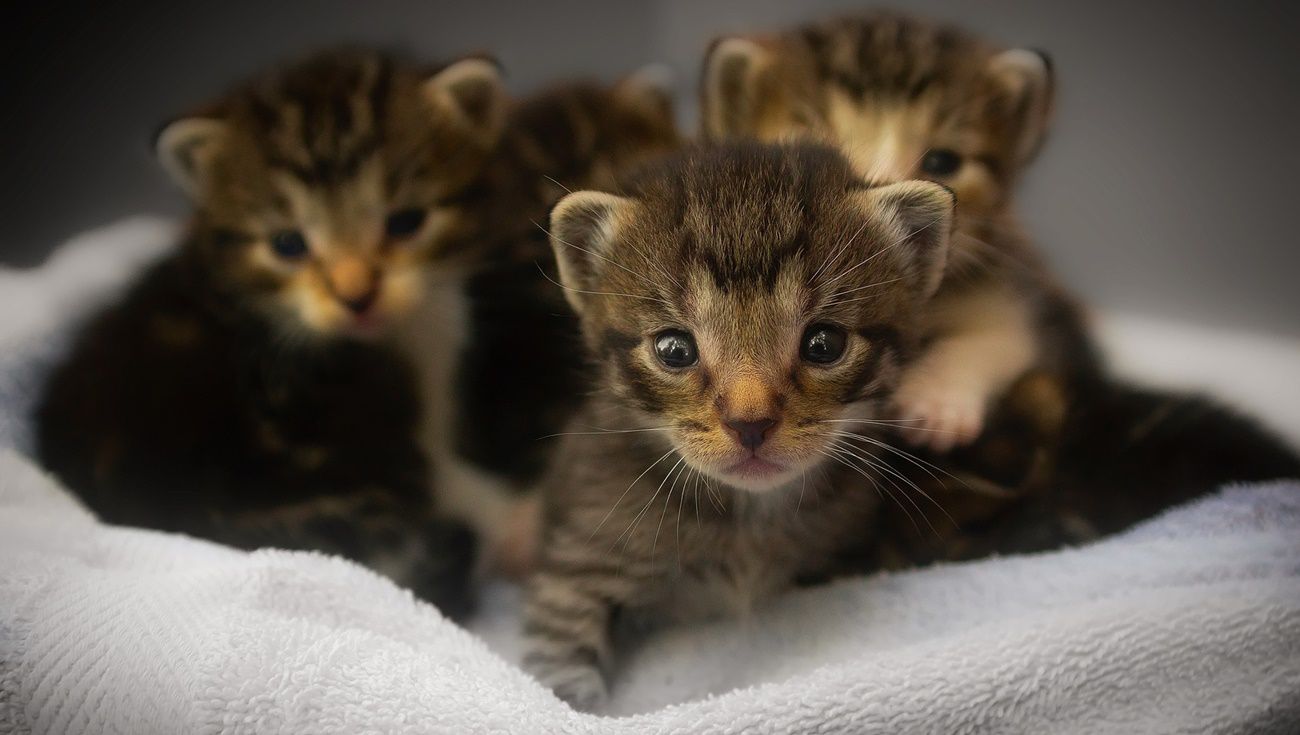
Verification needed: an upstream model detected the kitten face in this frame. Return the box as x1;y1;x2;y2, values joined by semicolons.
701;13;1052;222
550;143;953;492
155;50;506;338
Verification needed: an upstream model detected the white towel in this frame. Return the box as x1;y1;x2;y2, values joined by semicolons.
2;218;1300;733
2;449;1298;733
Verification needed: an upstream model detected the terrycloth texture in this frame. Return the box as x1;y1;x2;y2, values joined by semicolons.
2;449;1299;733
2;218;1300;733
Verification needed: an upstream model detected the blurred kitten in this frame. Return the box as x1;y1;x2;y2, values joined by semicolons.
35;48;506;619
700;11;1091;451
523;142;956;708
430;68;682;577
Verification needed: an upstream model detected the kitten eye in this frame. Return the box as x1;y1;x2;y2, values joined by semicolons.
385;208;427;239
269;230;309;260
801;324;847;365
654;330;698;369
920;149;963;177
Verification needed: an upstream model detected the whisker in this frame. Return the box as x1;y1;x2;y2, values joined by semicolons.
829;432;964;526
537;425;674;440
830;439;938;537
613;455;685;553
542;174;573;195
535;263;672;306
822;213;947;288
589;447;676;542
534;220;670;294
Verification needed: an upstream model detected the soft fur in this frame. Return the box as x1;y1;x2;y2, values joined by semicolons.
523;141;958;708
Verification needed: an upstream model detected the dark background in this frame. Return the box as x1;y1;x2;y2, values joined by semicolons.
3;0;1297;335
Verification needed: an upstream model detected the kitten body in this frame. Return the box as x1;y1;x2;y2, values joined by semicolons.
35;49;506;618
524;142;957;708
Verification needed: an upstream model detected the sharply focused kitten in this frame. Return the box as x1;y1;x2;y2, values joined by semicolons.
522;142;956;708
433;70;682;576
35;49;507;618
700;12;1091;450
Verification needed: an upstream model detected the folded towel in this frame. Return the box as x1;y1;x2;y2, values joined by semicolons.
2;219;1299;733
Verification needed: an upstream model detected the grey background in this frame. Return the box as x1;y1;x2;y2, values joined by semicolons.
4;1;1297;335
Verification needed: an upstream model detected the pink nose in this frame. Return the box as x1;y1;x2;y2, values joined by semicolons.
725;418;776;451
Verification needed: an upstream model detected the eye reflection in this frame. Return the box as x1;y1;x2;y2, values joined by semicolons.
654;330;698;368
801;324;847;365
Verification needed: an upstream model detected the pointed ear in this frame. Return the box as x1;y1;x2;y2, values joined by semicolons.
700;36;772;139
423;56;507;146
154;117;229;199
853;181;956;298
988;48;1055;165
615;63;676;125
549;190;634;315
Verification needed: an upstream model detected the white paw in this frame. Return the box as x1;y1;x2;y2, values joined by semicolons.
892;373;986;452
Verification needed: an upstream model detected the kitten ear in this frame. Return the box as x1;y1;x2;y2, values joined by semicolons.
987;48;1055;165
615;63;676;125
854;181;956;298
153;117;229;199
549;190;634;315
700;36;771;139
424;56;507;146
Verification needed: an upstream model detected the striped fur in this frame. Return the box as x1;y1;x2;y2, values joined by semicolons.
523;142;957;708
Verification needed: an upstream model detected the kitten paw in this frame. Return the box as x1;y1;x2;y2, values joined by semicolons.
531;661;608;711
892;375;986;452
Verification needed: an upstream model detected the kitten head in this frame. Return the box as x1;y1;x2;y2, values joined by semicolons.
155;48;507;338
550;142;954;492
700;12;1052;220
504;64;681;198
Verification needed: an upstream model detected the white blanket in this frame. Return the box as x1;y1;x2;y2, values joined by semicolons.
2;219;1300;733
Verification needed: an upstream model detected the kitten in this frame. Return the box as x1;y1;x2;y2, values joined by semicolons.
34;48;507;619
429;70;682;577
700;11;1093;451
696;13;1300;566
522;141;957;708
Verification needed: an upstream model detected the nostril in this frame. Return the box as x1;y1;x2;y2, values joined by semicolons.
725;418;777;451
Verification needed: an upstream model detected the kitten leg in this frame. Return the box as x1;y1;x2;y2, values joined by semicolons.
894;286;1037;451
522;531;649;710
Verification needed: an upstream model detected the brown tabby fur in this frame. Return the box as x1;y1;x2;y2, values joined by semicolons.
523;142;958;708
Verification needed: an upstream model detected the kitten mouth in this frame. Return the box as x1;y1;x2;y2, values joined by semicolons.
340;311;387;339
724;455;787;479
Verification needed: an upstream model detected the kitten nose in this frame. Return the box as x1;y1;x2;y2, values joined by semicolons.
341;287;379;315
725;418;777;451
328;257;379;314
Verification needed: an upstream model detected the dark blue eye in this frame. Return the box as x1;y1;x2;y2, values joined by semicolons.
385;208;427;239
654;330;698;369
270;230;309;259
920;149;963;177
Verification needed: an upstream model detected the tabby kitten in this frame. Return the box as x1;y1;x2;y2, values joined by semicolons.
700;11;1092;451
522;142;956;708
432;70;682;576
698;13;1300;567
35;49;507;619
